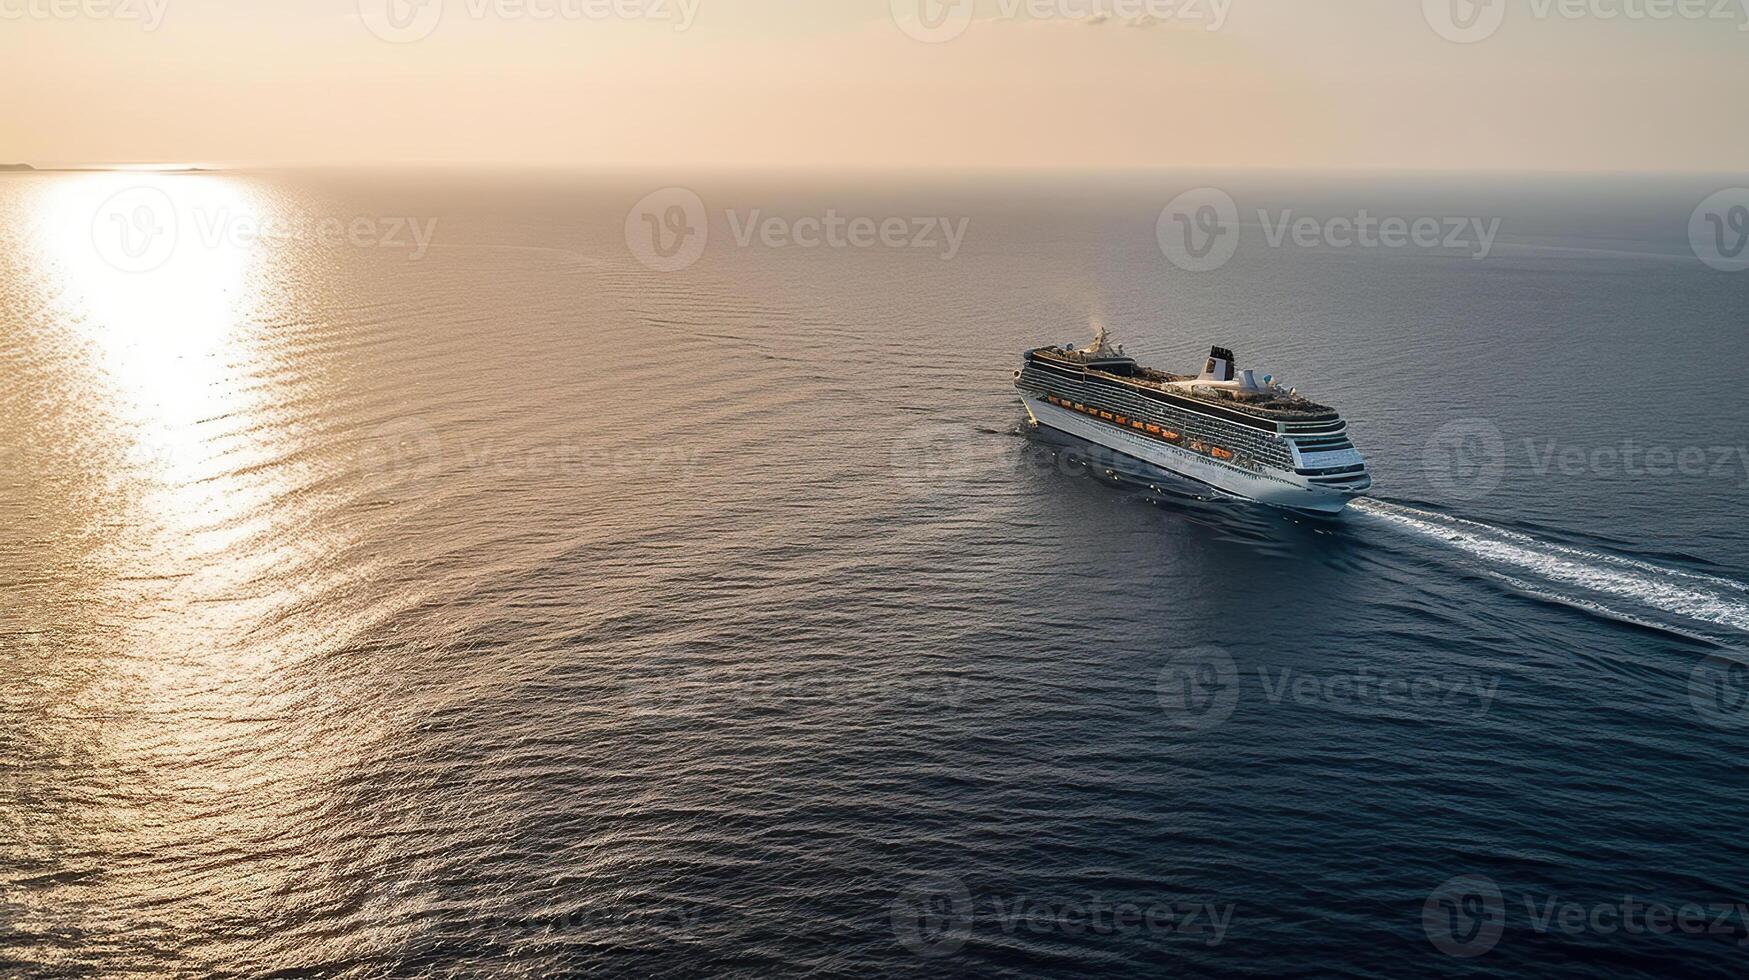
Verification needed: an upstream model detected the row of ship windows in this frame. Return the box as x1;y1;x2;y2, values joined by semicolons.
1071;378;1292;454
1034;380;1293;466
1030;359;1351;435
1044;395;1240;461
1031;360;1293;433
1297;463;1367;476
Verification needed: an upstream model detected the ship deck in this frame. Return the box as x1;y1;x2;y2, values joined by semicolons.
1030;347;1339;421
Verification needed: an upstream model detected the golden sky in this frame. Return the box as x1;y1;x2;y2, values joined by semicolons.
3;0;1745;171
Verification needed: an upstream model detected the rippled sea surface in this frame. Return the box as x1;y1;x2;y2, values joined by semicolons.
3;170;1748;978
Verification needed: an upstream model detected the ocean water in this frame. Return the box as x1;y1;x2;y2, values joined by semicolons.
2;169;1747;977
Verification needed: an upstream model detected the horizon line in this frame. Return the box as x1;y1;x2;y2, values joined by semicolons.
12;161;1749;180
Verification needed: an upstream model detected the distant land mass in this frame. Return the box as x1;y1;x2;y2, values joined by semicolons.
0;163;216;173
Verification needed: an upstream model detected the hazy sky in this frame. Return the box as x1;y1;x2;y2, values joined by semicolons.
4;0;1745;171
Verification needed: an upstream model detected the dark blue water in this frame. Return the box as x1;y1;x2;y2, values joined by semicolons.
2;170;1747;977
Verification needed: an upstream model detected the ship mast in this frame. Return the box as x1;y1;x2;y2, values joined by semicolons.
1082;322;1120;358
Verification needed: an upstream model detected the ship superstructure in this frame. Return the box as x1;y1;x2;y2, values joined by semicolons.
1013;330;1370;512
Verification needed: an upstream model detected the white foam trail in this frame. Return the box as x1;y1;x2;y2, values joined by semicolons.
1483;572;1732;648
1354;500;1749;636
1371;502;1749;596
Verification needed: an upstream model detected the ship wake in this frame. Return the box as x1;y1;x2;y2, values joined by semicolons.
1354;499;1749;644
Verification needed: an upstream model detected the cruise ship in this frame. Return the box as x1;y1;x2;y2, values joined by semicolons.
1013;329;1371;513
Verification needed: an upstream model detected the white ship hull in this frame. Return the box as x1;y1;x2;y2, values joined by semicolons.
1022;396;1361;514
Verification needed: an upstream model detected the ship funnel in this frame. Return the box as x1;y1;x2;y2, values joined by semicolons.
1198;346;1235;382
